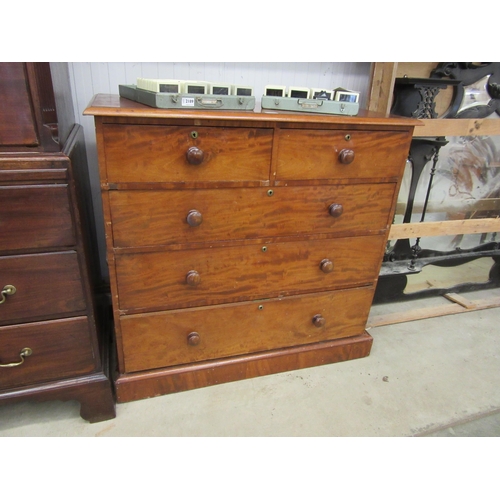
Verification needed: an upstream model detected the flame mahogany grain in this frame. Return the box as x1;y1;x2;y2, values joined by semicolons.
85;95;417;402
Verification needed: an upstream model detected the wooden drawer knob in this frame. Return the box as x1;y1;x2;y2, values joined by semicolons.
187;332;200;346
339;149;355;164
186;146;205;165
312;314;326;328
328;203;344;218
320;259;334;273
186;209;203;227
186;270;201;286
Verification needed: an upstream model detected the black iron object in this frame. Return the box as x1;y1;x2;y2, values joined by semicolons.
431;62;500;118
375;63;500;304
386;137;449;264
391;77;458;119
408;138;446;271
374;136;500;304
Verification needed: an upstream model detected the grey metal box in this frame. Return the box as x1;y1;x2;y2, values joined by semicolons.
119;85;255;111
261;95;359;115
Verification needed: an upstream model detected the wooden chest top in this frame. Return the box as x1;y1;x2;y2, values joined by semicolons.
84;93;419;128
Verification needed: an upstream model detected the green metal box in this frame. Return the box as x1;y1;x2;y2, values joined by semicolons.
119;85;256;111
261;95;359;115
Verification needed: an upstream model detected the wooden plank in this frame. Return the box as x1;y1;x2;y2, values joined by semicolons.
413;118;500;137
367;295;500;329
367;63;398;115
396;62;439;78
388;217;500;240
395;198;500;215
444;293;477;309
368;303;465;328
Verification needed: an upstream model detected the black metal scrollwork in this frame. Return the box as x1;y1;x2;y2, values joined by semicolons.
431;62;500;118
374;136;500;304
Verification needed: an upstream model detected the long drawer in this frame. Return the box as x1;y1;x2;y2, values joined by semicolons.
275;129;410;181
120;286;374;372
102;124;273;183
0;316;96;390
0;184;74;252
0;251;86;325
115;234;385;313
109;183;395;248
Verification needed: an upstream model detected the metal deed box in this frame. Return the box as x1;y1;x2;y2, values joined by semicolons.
119;85;256;111
261;95;359;115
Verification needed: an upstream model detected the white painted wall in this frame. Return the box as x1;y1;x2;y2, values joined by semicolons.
67;62;373;280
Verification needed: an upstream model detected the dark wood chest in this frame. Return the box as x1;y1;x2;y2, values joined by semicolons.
0;63;115;422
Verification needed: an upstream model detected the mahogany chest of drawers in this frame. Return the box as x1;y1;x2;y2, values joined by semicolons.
0;63;115;423
85;94;416;403
0;132;116;422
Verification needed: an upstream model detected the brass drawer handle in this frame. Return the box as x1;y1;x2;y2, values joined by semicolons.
0;285;16;304
0;347;32;368
186;146;205;165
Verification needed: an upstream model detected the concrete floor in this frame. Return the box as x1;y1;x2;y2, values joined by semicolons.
0;287;499;437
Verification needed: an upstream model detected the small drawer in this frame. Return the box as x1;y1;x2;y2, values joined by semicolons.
0;317;96;390
109;183;396;248
0;251;86;325
115;234;385;313
0;185;75;252
120;286;374;372
102;124;273;184
275;129;411;181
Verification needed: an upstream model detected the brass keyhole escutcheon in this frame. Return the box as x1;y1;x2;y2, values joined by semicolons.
267;189;274;197
190;131;198;139
258;305;264;310
261;246;268;252
345;134;351;141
